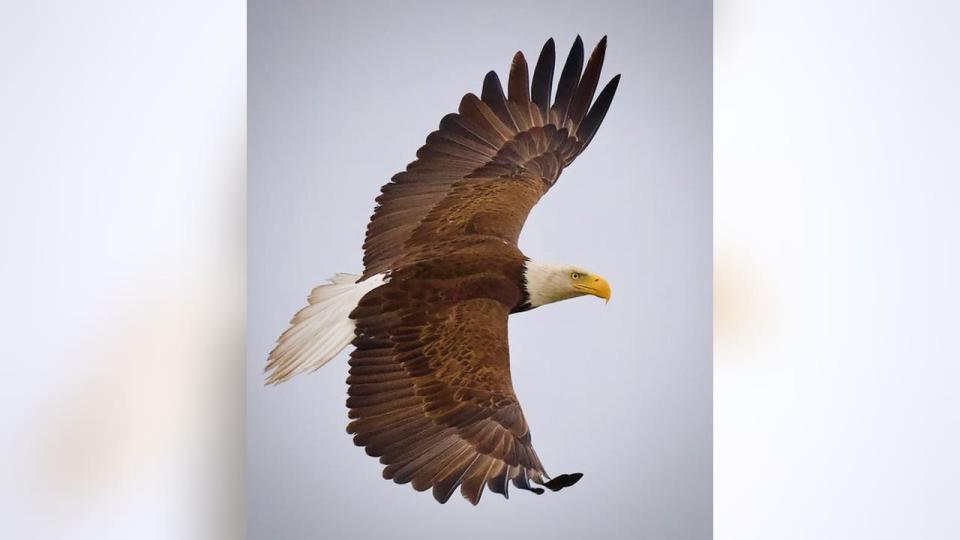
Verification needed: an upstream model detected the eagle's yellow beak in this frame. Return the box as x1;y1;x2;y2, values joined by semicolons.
575;275;612;303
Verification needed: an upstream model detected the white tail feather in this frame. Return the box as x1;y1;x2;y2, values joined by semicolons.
266;273;386;384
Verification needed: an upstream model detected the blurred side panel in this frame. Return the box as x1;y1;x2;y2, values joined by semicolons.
0;2;245;539
716;1;960;539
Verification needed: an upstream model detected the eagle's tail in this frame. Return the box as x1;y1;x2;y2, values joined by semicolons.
266;272;386;384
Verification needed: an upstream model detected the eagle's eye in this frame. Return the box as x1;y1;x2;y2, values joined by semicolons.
570;272;581;280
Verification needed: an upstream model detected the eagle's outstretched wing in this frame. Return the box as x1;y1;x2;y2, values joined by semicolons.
361;36;620;279
347;276;582;504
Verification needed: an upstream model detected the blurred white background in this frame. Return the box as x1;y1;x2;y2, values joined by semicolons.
1;1;958;538
0;2;245;539
715;1;960;538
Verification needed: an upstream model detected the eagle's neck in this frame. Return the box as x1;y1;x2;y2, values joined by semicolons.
522;260;578;309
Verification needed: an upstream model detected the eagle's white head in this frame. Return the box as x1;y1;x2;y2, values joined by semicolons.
523;260;612;308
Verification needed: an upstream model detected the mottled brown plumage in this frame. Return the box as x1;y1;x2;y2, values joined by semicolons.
342;36;620;504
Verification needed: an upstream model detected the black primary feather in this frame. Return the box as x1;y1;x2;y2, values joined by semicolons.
567;35;607;131
481;70;518;131
577;73;621;147
552;35;585;125
531;38;556;120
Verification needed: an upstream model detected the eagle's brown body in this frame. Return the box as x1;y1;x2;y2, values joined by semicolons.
268;36;619;504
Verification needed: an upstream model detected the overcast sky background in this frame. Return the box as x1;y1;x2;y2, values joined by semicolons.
248;1;711;538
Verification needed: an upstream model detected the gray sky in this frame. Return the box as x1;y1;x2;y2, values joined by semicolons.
248;1;711;538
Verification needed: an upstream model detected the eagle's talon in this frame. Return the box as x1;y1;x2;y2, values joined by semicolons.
543;472;584;491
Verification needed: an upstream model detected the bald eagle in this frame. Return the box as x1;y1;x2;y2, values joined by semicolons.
267;36;620;504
